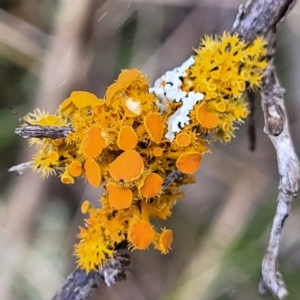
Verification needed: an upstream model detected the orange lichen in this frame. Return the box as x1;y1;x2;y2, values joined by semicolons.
53;138;63;146
106;183;133;209
61;169;75;184
117;69;141;89
144;113;164;143
105;82;120;102
49;151;59;163
153;147;163;157
109;150;144;182
84;158;102;187
216;101;226;112
196;103;219;129
21;33;268;271
140;173;163;198
176;152;202;174
81;127;107;158
70;91;99;108
175;133;191;147
128;219;155;250
69;161;83;177
81;200;92;214
158;229;173;254
117;126;138;150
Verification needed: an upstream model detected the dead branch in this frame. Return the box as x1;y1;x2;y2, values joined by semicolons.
233;0;299;298
15;125;73;139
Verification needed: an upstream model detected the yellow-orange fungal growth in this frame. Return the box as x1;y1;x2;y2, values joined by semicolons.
176;152;202;174
196;103;219;129
207;83;216;91
233;106;249;119
69;161;83;177
58;97;74;115
70;91;99;108
241;109;248;118
117;69;140;89
117;126;138;150
61;169;75;184
140;173;163;198
175;133;191;147
81;200;92;214
82;127;107;158
216;101;226;112
49;151;59;163
74;232;114;272
84;158;102;188
21;34;268;272
241;70;250;80
52;138;63;146
144;113;164;144
109;150;144;182
128;219;155;250
159;229;173;254
223;134;232;143
237;81;246;91
107;183;133;209
222;122;230;132
153;147;163;157
105;82;120;102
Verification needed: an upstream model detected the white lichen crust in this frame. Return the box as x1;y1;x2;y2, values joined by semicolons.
149;56;204;141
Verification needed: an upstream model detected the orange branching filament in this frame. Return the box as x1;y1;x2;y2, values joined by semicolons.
21;32;267;271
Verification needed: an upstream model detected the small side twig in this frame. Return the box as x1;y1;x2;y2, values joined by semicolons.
15;125;73;139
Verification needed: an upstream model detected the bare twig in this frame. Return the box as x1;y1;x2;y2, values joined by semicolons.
233;0;299;298
258;65;299;299
15;126;73;139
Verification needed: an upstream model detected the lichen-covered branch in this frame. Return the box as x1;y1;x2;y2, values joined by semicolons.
233;0;298;298
52;249;130;300
12;1;298;300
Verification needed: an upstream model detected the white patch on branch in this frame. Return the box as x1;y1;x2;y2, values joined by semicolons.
149;56;204;141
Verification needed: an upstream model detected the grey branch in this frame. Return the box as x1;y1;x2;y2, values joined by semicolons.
233;0;298;298
52;249;130;300
15;125;73;139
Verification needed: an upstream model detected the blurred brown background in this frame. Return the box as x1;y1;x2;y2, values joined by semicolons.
0;1;300;299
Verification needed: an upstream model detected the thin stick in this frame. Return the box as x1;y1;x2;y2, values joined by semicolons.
15;126;73;139
233;0;299;298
